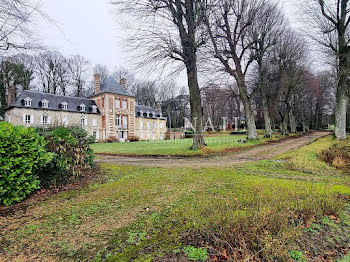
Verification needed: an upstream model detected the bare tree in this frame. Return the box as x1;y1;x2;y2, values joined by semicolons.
68;55;91;97
35;51;68;95
250;2;286;137
113;0;208;149
205;0;265;140
0;0;45;52
303;0;350;139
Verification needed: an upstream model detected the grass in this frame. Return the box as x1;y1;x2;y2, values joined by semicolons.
1;135;349;261
91;132;290;156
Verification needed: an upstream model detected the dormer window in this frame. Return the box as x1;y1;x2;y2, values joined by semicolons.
41;99;49;108
24;97;32;107
92;105;97;113
61;102;68;110
80;104;86;111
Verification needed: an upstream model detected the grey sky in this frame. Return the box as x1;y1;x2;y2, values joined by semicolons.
37;0;302;81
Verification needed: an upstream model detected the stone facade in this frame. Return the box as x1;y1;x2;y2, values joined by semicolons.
5;107;100;137
134;117;167;141
4;74;167;142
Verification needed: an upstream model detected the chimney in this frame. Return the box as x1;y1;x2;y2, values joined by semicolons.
94;74;101;94
7;85;16;106
120;78;127;88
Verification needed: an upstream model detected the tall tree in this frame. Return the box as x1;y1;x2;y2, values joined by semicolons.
205;0;264;140
113;0;208;149
250;2;286;137
68;55;91;97
35;51;68;95
304;0;350;139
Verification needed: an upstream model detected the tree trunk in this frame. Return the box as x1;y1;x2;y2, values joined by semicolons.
186;56;206;150
289;109;297;133
334;86;348;139
236;77;258;140
281;114;289;136
262;91;272;137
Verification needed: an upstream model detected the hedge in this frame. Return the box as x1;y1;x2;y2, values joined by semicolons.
0;122;52;206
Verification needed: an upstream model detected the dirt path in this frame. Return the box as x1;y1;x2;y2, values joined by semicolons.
96;131;331;168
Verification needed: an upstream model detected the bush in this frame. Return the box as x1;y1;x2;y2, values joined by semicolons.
37;126;95;187
319;141;350;169
0;122;52;206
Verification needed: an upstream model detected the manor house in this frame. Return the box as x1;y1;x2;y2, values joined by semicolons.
4;74;167;142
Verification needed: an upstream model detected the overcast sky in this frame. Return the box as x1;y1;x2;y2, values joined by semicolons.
37;0;302;83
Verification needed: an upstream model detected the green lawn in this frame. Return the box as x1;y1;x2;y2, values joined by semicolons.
1;136;349;261
91;132;288;156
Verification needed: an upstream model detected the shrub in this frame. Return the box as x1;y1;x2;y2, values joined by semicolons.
37;126;95;187
0;122;52;206
319;141;350;169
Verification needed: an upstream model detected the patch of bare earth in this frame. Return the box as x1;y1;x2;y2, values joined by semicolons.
96;132;331;168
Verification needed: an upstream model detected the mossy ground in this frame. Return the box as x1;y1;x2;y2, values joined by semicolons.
0;135;349;261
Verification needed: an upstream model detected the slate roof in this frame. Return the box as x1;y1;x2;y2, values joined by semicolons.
6;90;100;114
135;105;166;119
91;76;134;97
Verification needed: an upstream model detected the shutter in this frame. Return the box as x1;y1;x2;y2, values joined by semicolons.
96;131;99;140
41;116;43;124
84;118;88;126
22;114;26;124
48;116;51;124
30;115;34;124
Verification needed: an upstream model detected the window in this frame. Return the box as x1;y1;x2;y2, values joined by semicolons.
152;132;156;140
93;119;97;127
140;119;143;129
140;132;144;139
115;99;120;108
122;100;127;109
147;122;150;129
24;97;32;107
62;102;68;110
81;118;86;127
25;115;31;124
80;104;86;111
152;122;156;129
41;99;49;108
62;117;68;126
123;116;128;129
42;116;48;125
116;115;121;128
93;131;97;139
160;122;163;129
92;105;97;113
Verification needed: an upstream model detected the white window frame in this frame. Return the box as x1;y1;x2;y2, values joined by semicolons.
24;97;32;107
160;122;163;129
62;117;68;126
80;104;86;112
62;102;68;110
42;115;48;125
115;99;120;108
147;122;150;129
25;115;31;124
41;99;49;108
152;122;156;129
140;119;143;129
116;115;121;128
122;100;127;109
92;105;97;113
123;116;128;129
92;119;97;127
81;118;86;127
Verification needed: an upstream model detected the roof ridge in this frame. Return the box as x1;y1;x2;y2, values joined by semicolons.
23;90;92;100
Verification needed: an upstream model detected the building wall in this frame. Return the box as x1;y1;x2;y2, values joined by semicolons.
5;107;101;139
91;93;135;141
134;117;167;141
